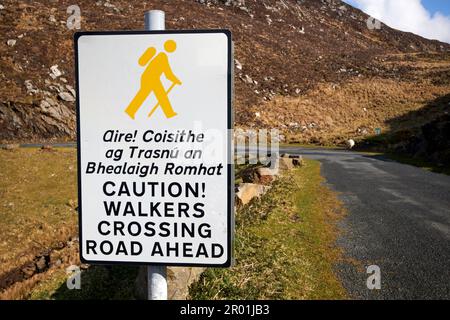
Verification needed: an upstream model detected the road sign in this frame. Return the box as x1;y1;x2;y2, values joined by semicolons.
75;30;233;267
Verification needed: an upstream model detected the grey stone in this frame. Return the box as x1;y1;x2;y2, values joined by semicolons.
7;39;16;47
256;167;278;184
242;74;253;84
234;59;243;70
50;65;62;79
65;85;76;98
235;183;271;206
58;91;75;102
24;80;38;94
35;256;48;272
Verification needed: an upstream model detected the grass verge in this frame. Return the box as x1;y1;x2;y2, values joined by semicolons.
0;148;80;299
0;148;78;275
189;159;347;300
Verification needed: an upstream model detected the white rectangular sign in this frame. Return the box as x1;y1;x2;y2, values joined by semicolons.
75;30;233;267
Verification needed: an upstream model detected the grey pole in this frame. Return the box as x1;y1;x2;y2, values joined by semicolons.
144;9;168;301
145;10;165;31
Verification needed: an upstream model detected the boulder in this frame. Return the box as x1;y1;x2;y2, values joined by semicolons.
6;39;16;47
256;167;278;184
241;165;279;185
234;59;243;70
292;157;304;167
242;74;253;84
50;65;62;79
241;166;260;183
65;85;76;97
279;157;294;170
270;157;295;171
235;183;271;206
24;80;38;94
58;91;75;102
35;255;48;272
281;154;304;167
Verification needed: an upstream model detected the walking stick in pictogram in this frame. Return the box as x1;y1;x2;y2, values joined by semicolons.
147;82;178;118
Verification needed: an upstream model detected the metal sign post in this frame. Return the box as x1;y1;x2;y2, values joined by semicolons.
145;10;167;301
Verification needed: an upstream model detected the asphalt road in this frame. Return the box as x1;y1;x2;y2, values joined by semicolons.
280;147;450;300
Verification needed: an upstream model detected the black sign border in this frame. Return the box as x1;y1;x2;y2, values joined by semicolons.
74;29;234;267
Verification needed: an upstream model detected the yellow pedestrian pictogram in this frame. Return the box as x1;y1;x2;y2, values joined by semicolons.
125;40;182;119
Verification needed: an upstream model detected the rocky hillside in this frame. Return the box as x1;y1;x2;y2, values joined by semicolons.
0;0;449;142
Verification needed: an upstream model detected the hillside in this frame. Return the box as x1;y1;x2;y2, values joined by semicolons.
0;0;449;143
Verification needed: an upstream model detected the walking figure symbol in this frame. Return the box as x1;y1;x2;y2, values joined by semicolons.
125;40;182;119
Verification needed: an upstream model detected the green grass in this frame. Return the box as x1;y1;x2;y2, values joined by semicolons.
189;160;347;300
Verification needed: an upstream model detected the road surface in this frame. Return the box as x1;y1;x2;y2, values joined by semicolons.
280;147;450;300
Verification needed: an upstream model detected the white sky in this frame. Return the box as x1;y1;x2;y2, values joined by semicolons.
344;0;450;44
